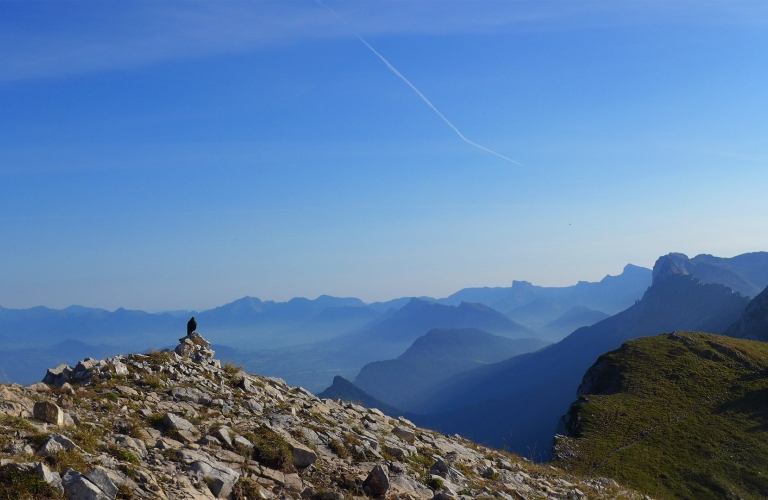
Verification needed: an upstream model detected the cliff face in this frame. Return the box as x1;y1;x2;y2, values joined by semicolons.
651;253;763;297
0;332;643;500
726;284;768;341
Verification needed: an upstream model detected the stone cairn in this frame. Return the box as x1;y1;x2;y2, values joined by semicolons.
174;330;218;367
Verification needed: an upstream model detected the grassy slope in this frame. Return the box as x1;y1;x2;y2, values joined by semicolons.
554;331;768;499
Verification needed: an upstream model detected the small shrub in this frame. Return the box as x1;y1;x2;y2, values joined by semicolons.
44;449;90;474
223;362;242;376
147;413;165;429
232;477;261;500
159;448;180;462
247;426;295;473
116;484;134;499
68;426;103;453
425;477;445;490
406;453;433;473
142;375;164;390
328;439;349;459
145;349;173;366
343;432;362;447
107;446;140;466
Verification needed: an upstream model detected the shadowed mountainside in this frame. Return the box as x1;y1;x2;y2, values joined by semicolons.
726;283;768;341
316;375;403;417
194;295;382;349
537;306;610;341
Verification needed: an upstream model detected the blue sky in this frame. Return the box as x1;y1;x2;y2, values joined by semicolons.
2;1;768;311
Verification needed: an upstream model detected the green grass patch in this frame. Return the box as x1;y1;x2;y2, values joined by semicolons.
554;331;768;500
107;446;140;465
232;477;262;500
44;449;90;474
424;477;444;490
144;349;174;366
247;426;295;473
0;465;65;500
328;439;349;459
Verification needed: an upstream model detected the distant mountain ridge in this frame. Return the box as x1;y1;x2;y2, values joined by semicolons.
489;264;652;318
0;305;182;351
228;298;533;393
353;328;549;409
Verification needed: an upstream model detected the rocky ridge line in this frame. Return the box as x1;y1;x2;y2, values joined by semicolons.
0;331;646;500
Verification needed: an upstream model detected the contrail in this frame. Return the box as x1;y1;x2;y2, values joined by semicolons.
314;1;523;166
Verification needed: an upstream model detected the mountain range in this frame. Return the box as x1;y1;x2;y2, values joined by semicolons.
405;253;761;459
215;298;536;393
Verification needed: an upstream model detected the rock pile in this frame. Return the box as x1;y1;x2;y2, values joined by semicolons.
175;331;218;366
0;331;648;500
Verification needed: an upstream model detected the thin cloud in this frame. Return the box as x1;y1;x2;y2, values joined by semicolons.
2;1;767;82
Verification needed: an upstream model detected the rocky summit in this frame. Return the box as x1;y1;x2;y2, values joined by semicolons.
0;331;644;500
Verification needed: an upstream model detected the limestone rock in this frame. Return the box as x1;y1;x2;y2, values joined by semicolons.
42;364;72;388
171;387;210;405
115;385;138;397
28;382;51;392
175;333;216;364
62;468;111;500
392;426;416;444
189;460;240;498
86;465;118;499
430;458;449;477
390;475;433;500
33;400;64;425
163;413;196;432
212;426;232;447
112;361;129;376
363;464;389;497
233;435;253;450
36;433;78;456
35;461;64;493
289;441;318;468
